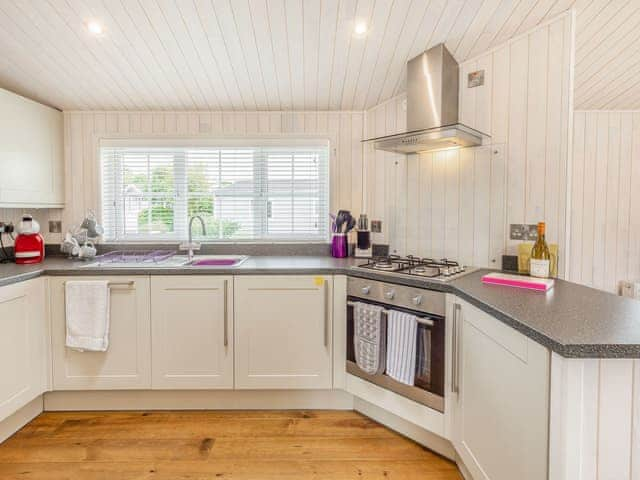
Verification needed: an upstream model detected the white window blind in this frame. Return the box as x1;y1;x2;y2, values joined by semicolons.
101;144;329;242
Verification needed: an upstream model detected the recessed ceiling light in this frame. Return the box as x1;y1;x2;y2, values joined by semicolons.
86;20;103;36
354;21;367;37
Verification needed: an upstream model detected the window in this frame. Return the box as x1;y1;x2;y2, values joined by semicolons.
101;142;329;242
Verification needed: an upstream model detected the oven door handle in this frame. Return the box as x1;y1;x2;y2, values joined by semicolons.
346;300;435;326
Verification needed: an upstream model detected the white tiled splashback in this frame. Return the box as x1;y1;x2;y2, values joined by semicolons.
0;208;64;247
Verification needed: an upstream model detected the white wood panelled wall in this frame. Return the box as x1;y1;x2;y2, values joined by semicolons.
61;110;364;232
549;353;640;480
364;13;573;272
569;111;640;293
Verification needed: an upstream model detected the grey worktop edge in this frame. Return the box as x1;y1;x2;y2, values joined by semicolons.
0;269;45;287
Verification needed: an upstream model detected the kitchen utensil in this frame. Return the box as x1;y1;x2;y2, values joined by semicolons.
329;213;337;233
78;241;97;259
346;216;356;233
73;228;89;244
61;231;81;257
81;210;104;238
335;210;349;233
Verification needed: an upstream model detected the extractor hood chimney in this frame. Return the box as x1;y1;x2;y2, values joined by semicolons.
363;44;488;154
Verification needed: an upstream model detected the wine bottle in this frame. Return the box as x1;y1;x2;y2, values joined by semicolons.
530;222;551;278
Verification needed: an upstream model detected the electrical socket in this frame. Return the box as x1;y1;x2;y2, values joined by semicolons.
49;220;62;233
0;222;14;234
371;220;382;233
510;224;538;241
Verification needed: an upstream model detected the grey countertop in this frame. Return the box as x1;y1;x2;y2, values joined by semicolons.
2;257;640;359
451;270;640;358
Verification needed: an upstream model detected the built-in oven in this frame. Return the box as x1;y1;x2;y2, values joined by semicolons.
346;276;445;412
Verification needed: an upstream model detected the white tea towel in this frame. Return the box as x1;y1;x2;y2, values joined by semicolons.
65;280;110;352
386;310;418;385
353;302;386;375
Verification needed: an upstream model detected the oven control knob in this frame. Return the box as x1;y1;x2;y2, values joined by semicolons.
412;295;423;306
384;290;396;300
361;286;371;295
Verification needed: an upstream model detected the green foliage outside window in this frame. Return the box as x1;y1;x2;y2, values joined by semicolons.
124;165;240;238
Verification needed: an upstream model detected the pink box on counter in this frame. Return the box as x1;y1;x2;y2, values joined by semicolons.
481;272;554;292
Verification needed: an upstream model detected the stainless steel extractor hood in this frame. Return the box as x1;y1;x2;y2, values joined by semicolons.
363;44;489;154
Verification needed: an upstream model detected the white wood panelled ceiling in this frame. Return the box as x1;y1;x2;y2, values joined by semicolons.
574;0;640;110
0;0;575;111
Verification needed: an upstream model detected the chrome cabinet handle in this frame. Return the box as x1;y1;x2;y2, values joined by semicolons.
361;286;371;295
384;290;395;300
324;279;330;348
223;279;228;347
452;303;461;394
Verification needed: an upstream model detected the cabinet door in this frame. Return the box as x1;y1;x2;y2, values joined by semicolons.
50;276;151;390
450;298;549;480
0;88;64;207
151;276;233;389
234;275;332;389
0;279;47;421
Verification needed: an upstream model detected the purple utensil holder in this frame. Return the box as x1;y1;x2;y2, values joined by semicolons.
331;234;348;258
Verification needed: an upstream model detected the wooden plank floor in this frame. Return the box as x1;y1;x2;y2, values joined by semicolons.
0;410;462;479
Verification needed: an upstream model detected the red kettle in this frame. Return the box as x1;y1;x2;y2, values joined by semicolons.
14;214;45;264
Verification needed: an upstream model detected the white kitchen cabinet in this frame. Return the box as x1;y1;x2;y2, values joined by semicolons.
150;276;233;389
0;278;47;421
0;88;64;207
234;275;333;389
447;296;550;480
49;276;151;390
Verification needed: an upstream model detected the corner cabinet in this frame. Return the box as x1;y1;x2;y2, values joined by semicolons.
49;276;151;390
0;88;64;207
234;275;333;389
0;278;47;421
150;276;233;389
447;295;550;480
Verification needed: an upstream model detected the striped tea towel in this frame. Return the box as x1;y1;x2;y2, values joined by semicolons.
386;310;418;386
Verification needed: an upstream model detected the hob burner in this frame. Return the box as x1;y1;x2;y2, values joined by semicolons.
354;255;473;281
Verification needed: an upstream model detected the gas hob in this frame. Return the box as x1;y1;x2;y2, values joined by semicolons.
352;255;475;282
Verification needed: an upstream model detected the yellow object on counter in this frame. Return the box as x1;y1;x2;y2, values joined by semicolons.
518;242;559;277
